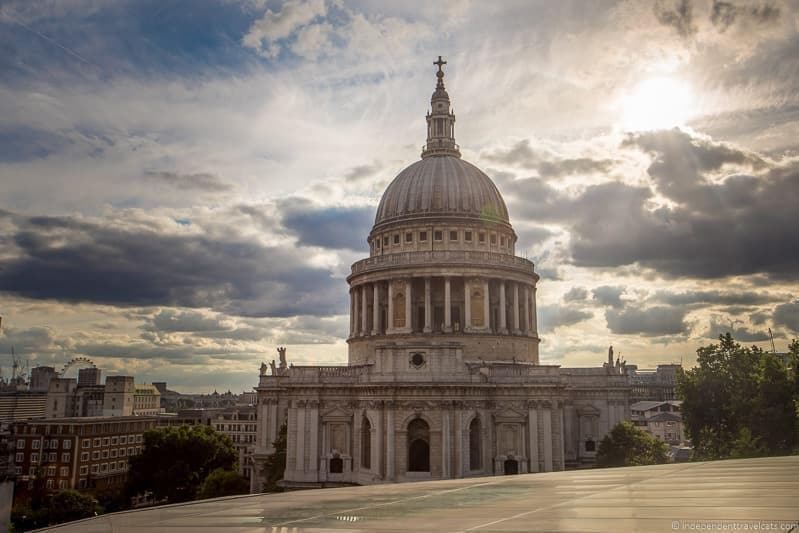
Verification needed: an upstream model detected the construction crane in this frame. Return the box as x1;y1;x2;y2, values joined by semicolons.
768;328;777;354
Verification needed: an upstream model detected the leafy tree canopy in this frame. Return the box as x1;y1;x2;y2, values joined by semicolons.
261;422;287;493
125;424;237;504
11;490;100;530
596;421;669;467
197;468;250;500
678;333;797;460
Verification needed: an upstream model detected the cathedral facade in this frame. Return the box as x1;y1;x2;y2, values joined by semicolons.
252;58;629;490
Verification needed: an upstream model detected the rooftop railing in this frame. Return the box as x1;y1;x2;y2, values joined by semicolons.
350;250;535;276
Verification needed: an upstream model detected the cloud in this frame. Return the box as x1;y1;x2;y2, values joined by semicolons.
482;139;615;179
605;305;689;336
538;304;593;331
563;287;588;302
711;1;780;33
773;300;799;332
654;0;696;39
345;162;382;183
0;209;343;317
242;0;327;58
142;309;233;333
592;286;626;309
143;171;233;193
652;289;778;307
279;199;372;251
704;319;770;341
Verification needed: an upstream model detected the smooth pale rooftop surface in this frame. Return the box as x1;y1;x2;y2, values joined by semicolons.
42;456;799;532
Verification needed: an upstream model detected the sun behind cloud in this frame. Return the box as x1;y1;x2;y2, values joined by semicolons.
620;76;694;132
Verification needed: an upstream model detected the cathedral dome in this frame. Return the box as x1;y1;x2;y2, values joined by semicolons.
373;155;510;229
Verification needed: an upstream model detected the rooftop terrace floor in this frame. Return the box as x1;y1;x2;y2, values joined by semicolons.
43;455;799;532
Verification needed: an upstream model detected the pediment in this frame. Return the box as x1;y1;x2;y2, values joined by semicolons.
577;404;601;417
321;407;353;420
493;408;526;422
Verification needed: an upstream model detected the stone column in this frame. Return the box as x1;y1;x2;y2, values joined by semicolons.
296;402;306;473
309;402;319;472
512;283;521;334
387;280;394;334
268;402;278;448
523;285;530;335
543;404;553;472
528;404;539;473
404;278;412;333
385;406;395;480
372;282;380;336
464;279;472;332
559;405;566;471
456;410;464;478
442;409;450;478
424;277;432;333
349;290;355;337
361;284;368;336
531;286;538;335
498;280;507;334
444;277;452;332
482;279;490;332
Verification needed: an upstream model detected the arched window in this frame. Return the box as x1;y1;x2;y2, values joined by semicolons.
503;458;519;475
361;417;372;469
469;417;482;471
407;419;430;472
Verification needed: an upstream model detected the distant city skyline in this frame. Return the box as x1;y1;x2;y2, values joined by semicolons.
1;0;798;392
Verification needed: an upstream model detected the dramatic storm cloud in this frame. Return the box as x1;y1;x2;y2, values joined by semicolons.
1;0;798;390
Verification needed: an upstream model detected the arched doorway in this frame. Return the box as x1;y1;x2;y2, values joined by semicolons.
329;456;343;473
504;458;519;475
469;417;482;471
407;419;430;472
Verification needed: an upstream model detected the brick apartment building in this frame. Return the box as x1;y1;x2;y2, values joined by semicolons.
10;416;157;502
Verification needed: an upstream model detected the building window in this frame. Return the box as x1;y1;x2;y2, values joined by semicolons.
101;463;108;473
419;231;427;241
15;453;23;463
48;453;57;463
128;447;134;456
63;440;71;450
62;453;70;463
59;466;69;477
490;234;497;244
29;466;36;476
80;466;88;476
119;448;126;457
93;438;101;447
120;436;127;445
405;232;413;243
585;439;596;452
500;236;505;246
32;440;40;450
136;435;143;443
46;479;54;489
16;439;24;449
393;234;400;245
111;437;118;445
51;439;59;449
78;479;87;489
375;239;380;249
449;230;458;241
91;465;99;474
102;437;110;446
383;236;389;246
92;451;100;460
465;231;472;242
47;466;56;477
434;230;443;241
102;450;108;459
82;439;90;449
479;232;486;243
111;449;118;458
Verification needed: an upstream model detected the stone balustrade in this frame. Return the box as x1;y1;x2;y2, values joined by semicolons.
350;250;535;276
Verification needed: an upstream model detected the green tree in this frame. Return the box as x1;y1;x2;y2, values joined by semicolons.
261;422;287;492
11;490;101;530
678;333;798;459
729;427;764;459
125;424;237;504
596;421;669;467
196;468;250;500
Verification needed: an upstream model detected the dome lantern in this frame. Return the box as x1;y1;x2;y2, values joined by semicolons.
422;56;460;159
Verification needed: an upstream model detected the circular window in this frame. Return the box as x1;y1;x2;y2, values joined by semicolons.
410;353;425;368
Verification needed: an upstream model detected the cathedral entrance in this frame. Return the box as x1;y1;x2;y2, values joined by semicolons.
503;458;519;475
407;419;430;472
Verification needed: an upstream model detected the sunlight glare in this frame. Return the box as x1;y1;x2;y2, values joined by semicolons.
621;77;693;131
